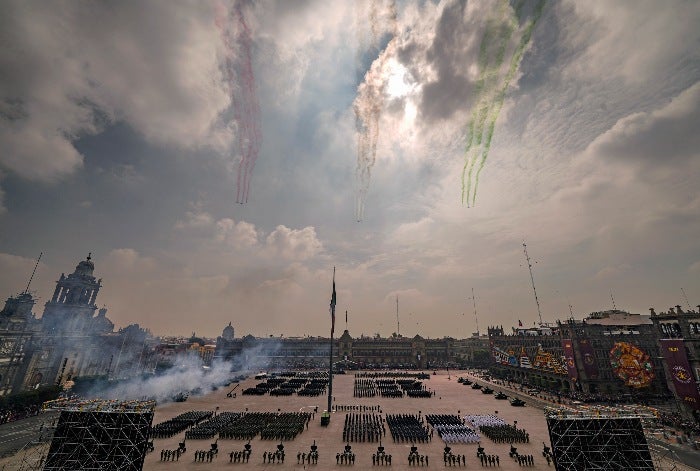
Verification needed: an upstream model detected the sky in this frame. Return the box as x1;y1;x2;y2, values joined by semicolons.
0;0;698;339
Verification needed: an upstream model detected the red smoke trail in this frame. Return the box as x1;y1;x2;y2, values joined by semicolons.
217;0;262;204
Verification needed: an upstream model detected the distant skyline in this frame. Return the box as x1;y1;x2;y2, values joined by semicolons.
1;1;698;338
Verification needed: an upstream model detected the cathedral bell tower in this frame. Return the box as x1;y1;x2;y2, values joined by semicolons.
41;254;102;333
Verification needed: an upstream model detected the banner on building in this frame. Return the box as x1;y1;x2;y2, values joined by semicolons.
609;342;655;388
576;338;599;380
659;339;700;410
532;345;567;376
561;339;578;382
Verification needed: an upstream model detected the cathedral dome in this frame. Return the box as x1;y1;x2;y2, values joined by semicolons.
74;254;95;276
222;322;234;341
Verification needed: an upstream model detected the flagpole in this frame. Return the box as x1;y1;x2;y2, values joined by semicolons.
327;267;336;419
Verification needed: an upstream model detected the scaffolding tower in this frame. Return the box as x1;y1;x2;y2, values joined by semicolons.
40;399;155;471
545;407;655;470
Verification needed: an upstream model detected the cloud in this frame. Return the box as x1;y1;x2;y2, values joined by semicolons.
565;0;700;83
263;225;323;261
0;0;231;181
587;82;700;165
215;218;259;249
0;182;5;215
175;210;215;231
0;253;47;298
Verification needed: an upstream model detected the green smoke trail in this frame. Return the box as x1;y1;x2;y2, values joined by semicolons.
470;0;546;207
461;0;516;206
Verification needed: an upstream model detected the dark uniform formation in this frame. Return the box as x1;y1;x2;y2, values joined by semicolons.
372;443;392;466
218;412;311;441
185;412;241;439
335;404;381;412
194;449;216;462
242;372;328;397
442;446;467;467
479;424;529;443
262;443;285;464
159;448;182;461
407;445;429;466
229;447;251;463
353;372;433;399
297;441;319;465
343;412;385;442
477;446;500;467
335;444;356;465
386;414;431;443
150;411;212;438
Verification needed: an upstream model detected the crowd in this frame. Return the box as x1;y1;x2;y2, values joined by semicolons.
336;445;356;465
0;404;41;424
514;453;535;466
150;411;212;439
386;414;431;443
426;414;480;444
184;412;240;440
335;404;381;412
343;412;385;442
372;452;392;465
479;424;529;443
159;449;181;461
478;454;500;467
443;450;467;467
217;412;310;441
262;449;285;463
229;450;250;463
193;449;216;462
407;447;429;466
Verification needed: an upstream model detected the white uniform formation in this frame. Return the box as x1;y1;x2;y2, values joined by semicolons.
464;415;506;428
434;424;480;444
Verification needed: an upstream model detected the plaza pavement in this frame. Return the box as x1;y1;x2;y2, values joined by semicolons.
144;371;553;470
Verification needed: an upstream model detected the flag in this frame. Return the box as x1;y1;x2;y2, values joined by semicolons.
518;319;523;327
330;267;336;327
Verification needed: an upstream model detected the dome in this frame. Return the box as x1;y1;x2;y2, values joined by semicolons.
222;322;234;341
74;254;95;276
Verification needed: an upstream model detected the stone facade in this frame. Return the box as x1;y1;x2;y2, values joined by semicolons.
214;327;490;370
0;256;152;395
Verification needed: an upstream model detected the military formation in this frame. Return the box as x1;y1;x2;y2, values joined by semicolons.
342;412;385;442
386;414;432;443
147;370;552;468
426;414;481;444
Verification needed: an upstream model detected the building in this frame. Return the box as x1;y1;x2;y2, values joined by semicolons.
0;292;40;395
650;305;700;417
488;309;671;401
214;326;490;371
0;255;155;395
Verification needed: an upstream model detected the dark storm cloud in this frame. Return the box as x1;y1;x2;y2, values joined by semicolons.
419;0;476;122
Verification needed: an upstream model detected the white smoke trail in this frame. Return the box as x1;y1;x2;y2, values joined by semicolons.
354;0;398;222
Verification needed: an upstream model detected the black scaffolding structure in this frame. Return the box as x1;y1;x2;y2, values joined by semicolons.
41;399;155;471
545;407;654;471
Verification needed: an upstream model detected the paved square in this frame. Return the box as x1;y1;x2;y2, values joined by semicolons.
144;371;553;469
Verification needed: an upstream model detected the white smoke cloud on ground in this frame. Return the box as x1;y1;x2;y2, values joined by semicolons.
90;341;282;403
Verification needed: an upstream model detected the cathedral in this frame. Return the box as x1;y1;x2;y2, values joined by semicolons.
0;255;147;396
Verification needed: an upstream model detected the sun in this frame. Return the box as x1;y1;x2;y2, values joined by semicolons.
385;59;413;99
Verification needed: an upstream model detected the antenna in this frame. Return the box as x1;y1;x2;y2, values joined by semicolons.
23;252;42;295
523;242;543;325
396;295;400;336
681;288;691;311
610;291;617;310
471;288;479;336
